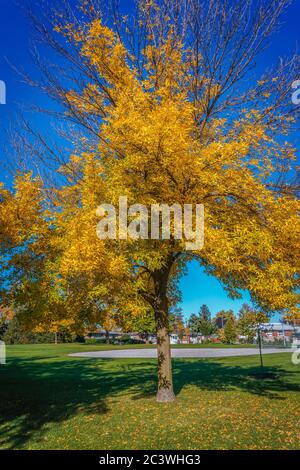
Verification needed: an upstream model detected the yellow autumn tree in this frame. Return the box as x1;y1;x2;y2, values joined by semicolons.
2;0;300;402
0;173;72;333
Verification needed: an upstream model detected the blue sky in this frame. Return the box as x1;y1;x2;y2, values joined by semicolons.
0;0;299;321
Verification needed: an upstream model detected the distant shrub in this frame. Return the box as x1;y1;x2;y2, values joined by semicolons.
119;334;131;343
201;338;213;344
118;335;145;344
75;335;85;343
85;338;108;345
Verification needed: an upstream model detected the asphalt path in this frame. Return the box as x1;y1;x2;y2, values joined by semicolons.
69;348;292;359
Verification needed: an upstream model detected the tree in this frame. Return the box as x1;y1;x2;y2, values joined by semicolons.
129;309;156;343
214;310;235;329
238;303;269;343
198;304;215;338
0;307;13;339
188;307;215;338
3;317;75;344
200;305;211;322
189;314;201;336
100;313;117;344
283;306;300;325
1;0;300;402
223;316;238;344
169;307;185;339
199;317;216;338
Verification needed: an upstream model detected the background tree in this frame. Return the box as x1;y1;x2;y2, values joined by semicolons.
188;313;201;336
188;306;216;339
0;307;13;340
128;309;156;343
223;315;238;344
200;305;211;321
198;304;215;338
214;310;235;329
238;303;269;343
100;314;117;344
198;317;216;339
169;307;186;340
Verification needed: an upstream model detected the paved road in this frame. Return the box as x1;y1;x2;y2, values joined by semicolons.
69;348;292;359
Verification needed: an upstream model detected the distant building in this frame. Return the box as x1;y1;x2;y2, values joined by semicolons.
170;334;179;344
87;328;123;340
260;322;300;343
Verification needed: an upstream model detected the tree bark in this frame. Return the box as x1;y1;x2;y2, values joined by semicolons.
140;255;177;402
105;330;110;344
155;297;175;402
153;260;176;403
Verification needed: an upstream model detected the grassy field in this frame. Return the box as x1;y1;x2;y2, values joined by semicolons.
1;343;299;450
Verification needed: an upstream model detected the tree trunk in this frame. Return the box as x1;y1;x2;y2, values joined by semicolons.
143;255;176;402
105;330;110;344
155;300;175;402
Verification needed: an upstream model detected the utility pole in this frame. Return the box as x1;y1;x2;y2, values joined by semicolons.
258;326;264;368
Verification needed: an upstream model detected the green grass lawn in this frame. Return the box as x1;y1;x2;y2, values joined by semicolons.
1;344;299;450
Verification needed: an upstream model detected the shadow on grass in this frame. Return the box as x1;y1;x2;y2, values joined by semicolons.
0;355;299;448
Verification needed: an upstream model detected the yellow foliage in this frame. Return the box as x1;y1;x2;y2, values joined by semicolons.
0;3;299;335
